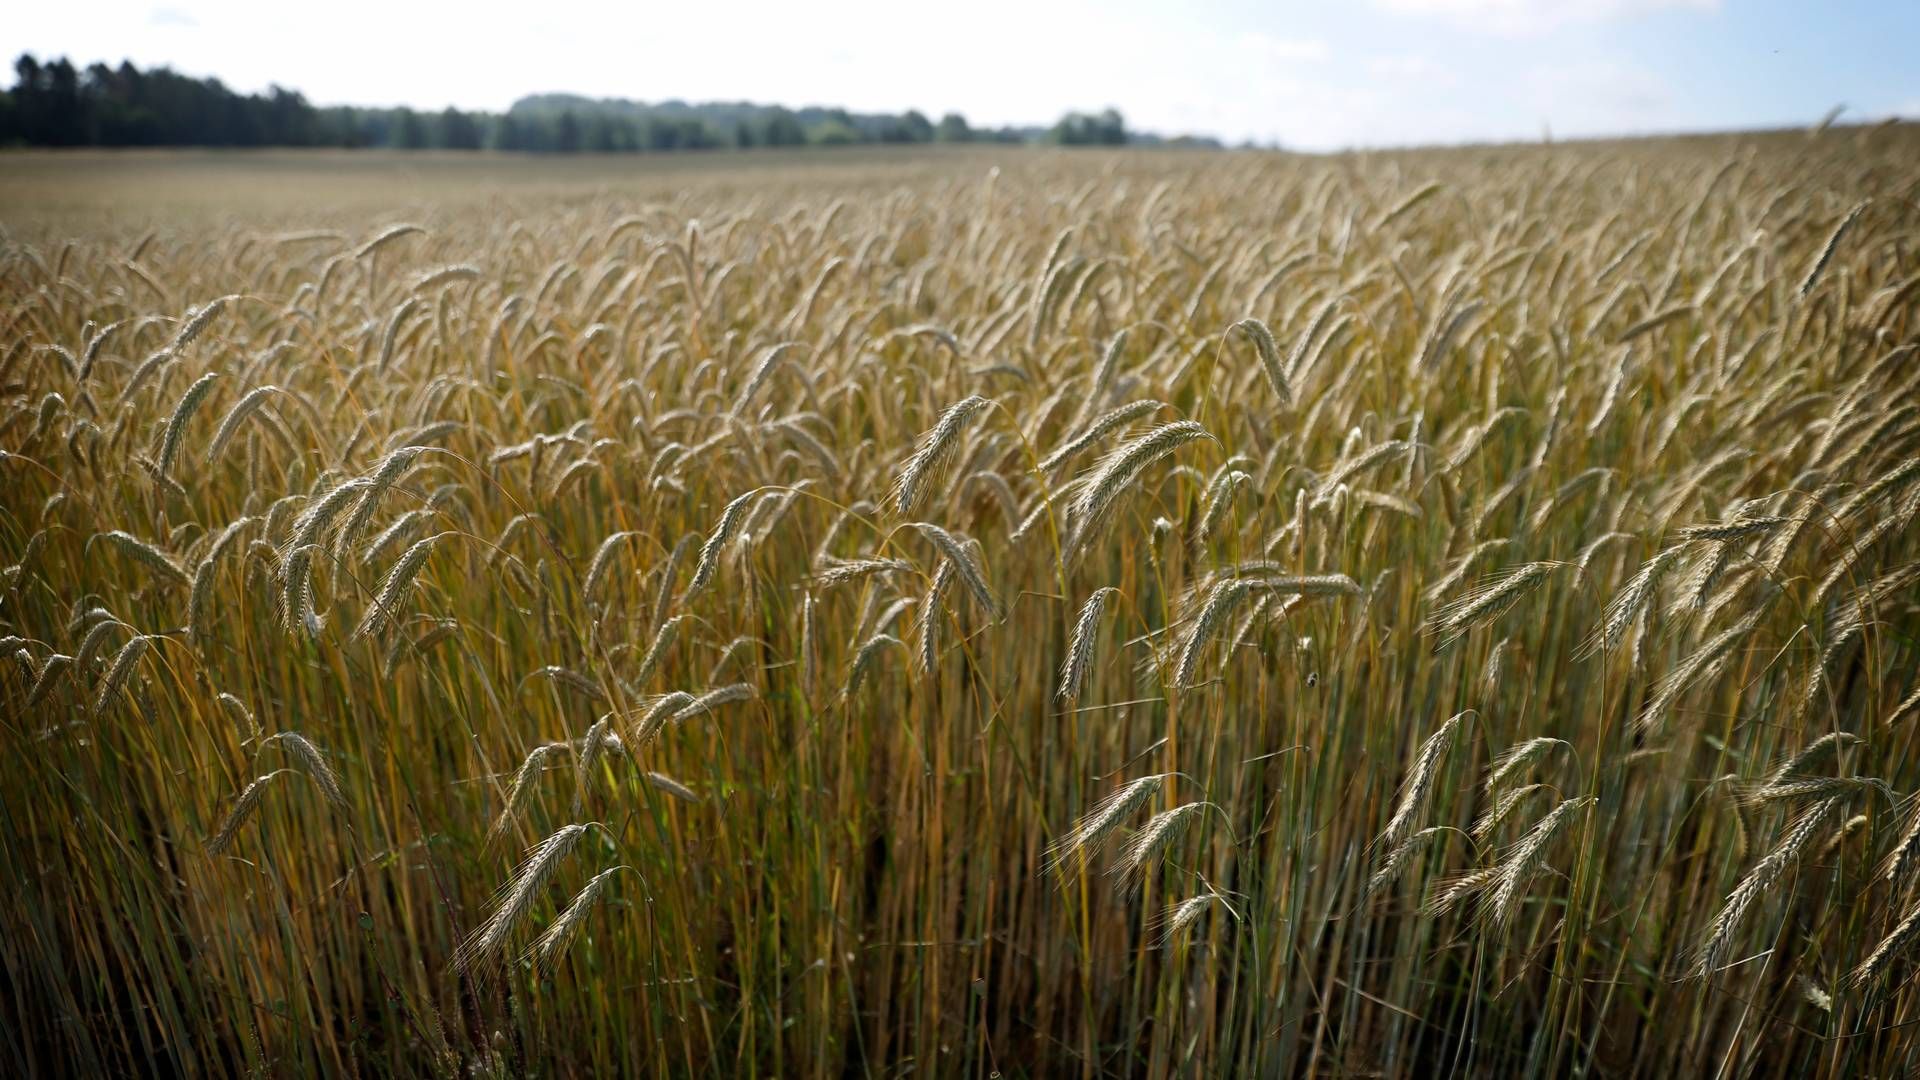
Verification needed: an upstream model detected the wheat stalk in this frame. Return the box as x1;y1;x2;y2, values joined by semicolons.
1374;710;1470;853
1040;400;1165;472
355;532;445;638
489;742;570;846
207;769;298;854
156;371;218;478
686;491;756;597
1230;318;1289;404
1066;419;1213;559
529;865;629;974
906;522;1000;618
91;633;150;718
457;823;590;974
1111;801;1212;891
893;395;991;513
1424;562;1560;647
1696;798;1840;977
1046;774;1168;875
1484;795;1592;932
1057;586;1119;703
1799;201;1867;296
258;731;346;806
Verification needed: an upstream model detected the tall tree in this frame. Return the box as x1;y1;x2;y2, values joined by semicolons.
490;111;523;151
439;107;481;150
554;109;581;153
936;112;973;143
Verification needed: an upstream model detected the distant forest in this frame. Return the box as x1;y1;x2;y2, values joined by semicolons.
0;54;1224;152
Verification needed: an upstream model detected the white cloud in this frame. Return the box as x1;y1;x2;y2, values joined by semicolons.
147;6;198;27
1366;54;1457;88
1525;59;1675;132
1373;0;1719;35
1235;32;1331;63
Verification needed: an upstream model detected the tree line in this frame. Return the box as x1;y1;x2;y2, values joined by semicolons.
0;54;1218;152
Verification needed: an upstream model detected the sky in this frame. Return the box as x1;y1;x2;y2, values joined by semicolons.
8;0;1919;150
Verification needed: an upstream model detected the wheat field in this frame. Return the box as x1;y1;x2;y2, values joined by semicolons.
2;134;1918;1076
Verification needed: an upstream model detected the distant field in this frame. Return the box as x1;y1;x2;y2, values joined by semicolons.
0;146;1124;226
3;130;1919;1076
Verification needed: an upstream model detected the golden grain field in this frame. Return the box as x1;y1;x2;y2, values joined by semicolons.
2;134;1918;1076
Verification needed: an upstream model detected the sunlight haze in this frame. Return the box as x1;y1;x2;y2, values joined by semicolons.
9;0;1918;149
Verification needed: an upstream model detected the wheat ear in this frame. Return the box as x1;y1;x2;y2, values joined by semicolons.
456;823;590;974
1057;587;1119;703
893;395;991;513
